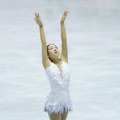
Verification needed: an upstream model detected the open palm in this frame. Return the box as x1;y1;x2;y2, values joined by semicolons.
34;13;43;26
61;10;69;23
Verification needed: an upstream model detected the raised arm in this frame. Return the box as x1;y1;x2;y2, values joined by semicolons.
34;13;50;68
60;10;69;63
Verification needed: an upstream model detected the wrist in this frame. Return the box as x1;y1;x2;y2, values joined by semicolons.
60;20;64;24
39;23;43;27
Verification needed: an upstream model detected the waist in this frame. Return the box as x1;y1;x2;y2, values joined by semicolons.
47;90;71;102
50;86;69;93
50;89;70;96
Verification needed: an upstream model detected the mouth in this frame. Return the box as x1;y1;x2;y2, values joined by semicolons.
54;51;58;54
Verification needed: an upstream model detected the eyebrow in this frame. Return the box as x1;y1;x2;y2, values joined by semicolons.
50;46;53;48
49;46;53;49
49;45;58;50
50;45;56;48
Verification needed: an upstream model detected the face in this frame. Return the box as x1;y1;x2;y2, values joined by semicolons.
48;44;60;59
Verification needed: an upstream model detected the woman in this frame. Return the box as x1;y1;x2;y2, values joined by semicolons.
34;10;73;120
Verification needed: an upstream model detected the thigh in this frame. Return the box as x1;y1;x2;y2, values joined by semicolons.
48;112;61;120
61;111;68;120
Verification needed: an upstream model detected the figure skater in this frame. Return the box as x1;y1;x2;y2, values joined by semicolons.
34;10;73;120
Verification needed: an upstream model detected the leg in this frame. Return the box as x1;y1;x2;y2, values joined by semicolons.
48;112;61;120
61;109;68;120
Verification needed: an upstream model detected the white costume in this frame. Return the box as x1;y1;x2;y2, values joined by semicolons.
44;60;73;114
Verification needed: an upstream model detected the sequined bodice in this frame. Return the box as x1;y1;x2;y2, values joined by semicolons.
45;60;71;94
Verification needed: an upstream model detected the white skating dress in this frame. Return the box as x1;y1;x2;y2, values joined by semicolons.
44;60;73;114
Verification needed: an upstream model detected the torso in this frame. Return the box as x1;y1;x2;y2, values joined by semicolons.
44;57;67;78
56;60;62;78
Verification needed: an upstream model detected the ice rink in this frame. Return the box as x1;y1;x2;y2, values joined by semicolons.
0;0;120;120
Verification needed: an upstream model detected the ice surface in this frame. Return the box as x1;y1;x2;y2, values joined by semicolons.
0;0;120;120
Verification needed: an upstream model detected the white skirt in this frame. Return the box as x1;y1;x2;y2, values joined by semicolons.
44;92;73;114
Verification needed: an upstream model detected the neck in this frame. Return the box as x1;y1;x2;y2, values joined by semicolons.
52;57;59;64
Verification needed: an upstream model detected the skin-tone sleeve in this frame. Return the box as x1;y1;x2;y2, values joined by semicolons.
60;21;68;63
34;13;50;69
39;25;50;68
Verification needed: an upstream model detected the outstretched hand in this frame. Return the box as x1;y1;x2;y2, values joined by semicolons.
34;13;43;26
61;10;69;23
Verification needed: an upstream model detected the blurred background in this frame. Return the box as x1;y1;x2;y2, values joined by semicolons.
0;0;120;120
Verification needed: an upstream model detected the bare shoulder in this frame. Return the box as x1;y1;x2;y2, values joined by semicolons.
42;59;51;70
60;55;68;63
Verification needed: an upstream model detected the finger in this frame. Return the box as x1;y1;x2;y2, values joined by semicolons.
65;11;69;16
65;10;69;14
36;13;38;17
66;11;69;13
65;10;68;14
35;13;38;18
65;10;68;13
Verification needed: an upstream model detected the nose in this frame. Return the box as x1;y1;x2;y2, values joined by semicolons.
54;49;57;51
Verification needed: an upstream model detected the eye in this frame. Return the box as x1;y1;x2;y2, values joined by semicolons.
50;47;53;50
